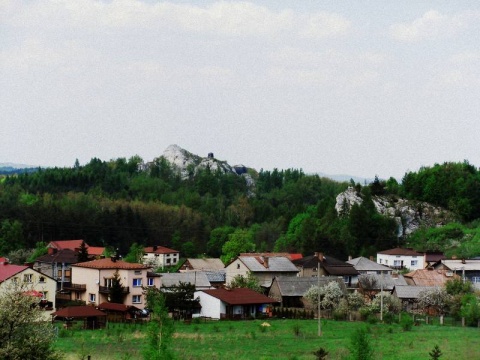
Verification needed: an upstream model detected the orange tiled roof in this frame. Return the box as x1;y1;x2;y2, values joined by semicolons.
87;247;105;256
72;258;151;270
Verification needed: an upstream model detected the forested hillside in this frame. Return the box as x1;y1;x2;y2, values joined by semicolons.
1;155;480;263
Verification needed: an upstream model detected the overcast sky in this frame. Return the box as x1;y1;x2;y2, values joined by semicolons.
2;1;480;180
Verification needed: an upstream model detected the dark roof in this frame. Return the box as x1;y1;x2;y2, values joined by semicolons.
377;248;423;256
35;249;79;264
52;306;106;318
97;302;139;312
293;254;358;276
200;288;278;305
271;276;347;297
424;252;446;263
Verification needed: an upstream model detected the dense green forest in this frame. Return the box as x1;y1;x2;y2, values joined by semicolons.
1;157;480;263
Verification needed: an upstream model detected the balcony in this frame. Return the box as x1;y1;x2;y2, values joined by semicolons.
99;286;130;294
62;283;87;291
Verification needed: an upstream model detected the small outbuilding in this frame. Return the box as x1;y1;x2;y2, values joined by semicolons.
52;306;107;329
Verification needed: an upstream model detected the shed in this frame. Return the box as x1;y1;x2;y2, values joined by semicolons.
52;306;107;329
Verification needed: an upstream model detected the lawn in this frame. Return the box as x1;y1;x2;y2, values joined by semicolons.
54;318;480;359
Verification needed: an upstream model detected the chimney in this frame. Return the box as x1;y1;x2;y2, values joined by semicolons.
462;258;466;264
153;245;158;252
369;256;374;262
263;256;269;269
315;252;324;262
348;255;352;261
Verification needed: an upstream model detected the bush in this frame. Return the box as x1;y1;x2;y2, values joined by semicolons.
400;313;414;331
349;327;374;360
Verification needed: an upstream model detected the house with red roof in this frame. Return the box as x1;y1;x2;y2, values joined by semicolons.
0;257;57;318
47;240;105;258
68;257;160;309
194;288;278;319
142;245;180;269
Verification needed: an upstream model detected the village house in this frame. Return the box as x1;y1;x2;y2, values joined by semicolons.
225;255;299;290
47;239;105;258
68;257;159;309
292;252;358;288
376;248;425;270
268;276;347;309
178;258;225;272
346;256;392;287
0;257;57;319
403;268;460;287
142;245;180;268
357;273;408;300
34;248;79;291
434;258;480;289
194;287;278;319
393;285;436;313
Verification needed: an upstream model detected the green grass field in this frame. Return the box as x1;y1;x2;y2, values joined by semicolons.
54;318;480;360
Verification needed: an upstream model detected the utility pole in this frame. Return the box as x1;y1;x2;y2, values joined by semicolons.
380;270;384;322
318;262;322;337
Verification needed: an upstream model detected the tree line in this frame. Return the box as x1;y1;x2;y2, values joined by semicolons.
1;157;480;261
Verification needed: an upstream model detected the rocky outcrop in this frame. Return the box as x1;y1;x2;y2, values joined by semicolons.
335;187;456;236
157;144;256;194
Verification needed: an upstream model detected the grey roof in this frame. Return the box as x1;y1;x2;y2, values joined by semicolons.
203;270;226;283
347;257;391;272
185;258;225;271
441;259;480;271
358;273;408;291
394;286;436;299
239;256;298;273
160;272;212;289
272;276;347;297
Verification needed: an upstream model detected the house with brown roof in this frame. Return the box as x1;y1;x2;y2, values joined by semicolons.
34;249;79;290
68;257;159;309
52;305;107;329
225;255;299;289
142;245;180;268
376;248;425;270
194;288;278;319
404;268;460;286
0;257;57;319
178;258;225;272
292;252;358;288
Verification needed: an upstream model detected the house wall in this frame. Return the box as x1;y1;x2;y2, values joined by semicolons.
377;254;424;271
194;291;223;319
71;266;151;309
225;259;249;284
142;252;179;268
0;268;57;319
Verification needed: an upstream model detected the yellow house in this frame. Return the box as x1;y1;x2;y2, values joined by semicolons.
69;257;158;309
0;257;57;319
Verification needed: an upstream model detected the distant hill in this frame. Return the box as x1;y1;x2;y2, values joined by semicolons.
0;163;38;175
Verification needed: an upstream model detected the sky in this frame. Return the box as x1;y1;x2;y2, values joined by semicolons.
2;1;480;180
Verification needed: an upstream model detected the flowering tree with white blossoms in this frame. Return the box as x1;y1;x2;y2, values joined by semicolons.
418;287;451;315
304;281;344;310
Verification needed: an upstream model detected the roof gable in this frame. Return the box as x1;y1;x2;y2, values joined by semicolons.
377;248;423;256
0;263;28;282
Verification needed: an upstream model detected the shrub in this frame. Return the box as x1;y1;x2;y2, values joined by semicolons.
349;327;374;360
292;324;301;337
429;345;442;359
400;313;414;331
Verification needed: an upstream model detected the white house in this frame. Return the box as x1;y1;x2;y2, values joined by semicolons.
193;288;278;319
377;248;425;271
142;245;180;268
0;257;57;319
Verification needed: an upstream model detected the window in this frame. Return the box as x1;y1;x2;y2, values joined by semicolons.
166;258;171;264
237;263;241;269
134;270;142;275
147;278;154;287
133;278;142;287
104;278;113;287
132;295;142;304
23;274;33;283
472;277;480;283
76;291;81;300
379;259;382;264
385;260;388;265
39;276;45;283
394;260;402;267
411;260;418;267
89;293;96;303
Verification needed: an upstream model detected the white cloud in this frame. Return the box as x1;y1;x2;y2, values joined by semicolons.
299;12;350;39
389;9;479;42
